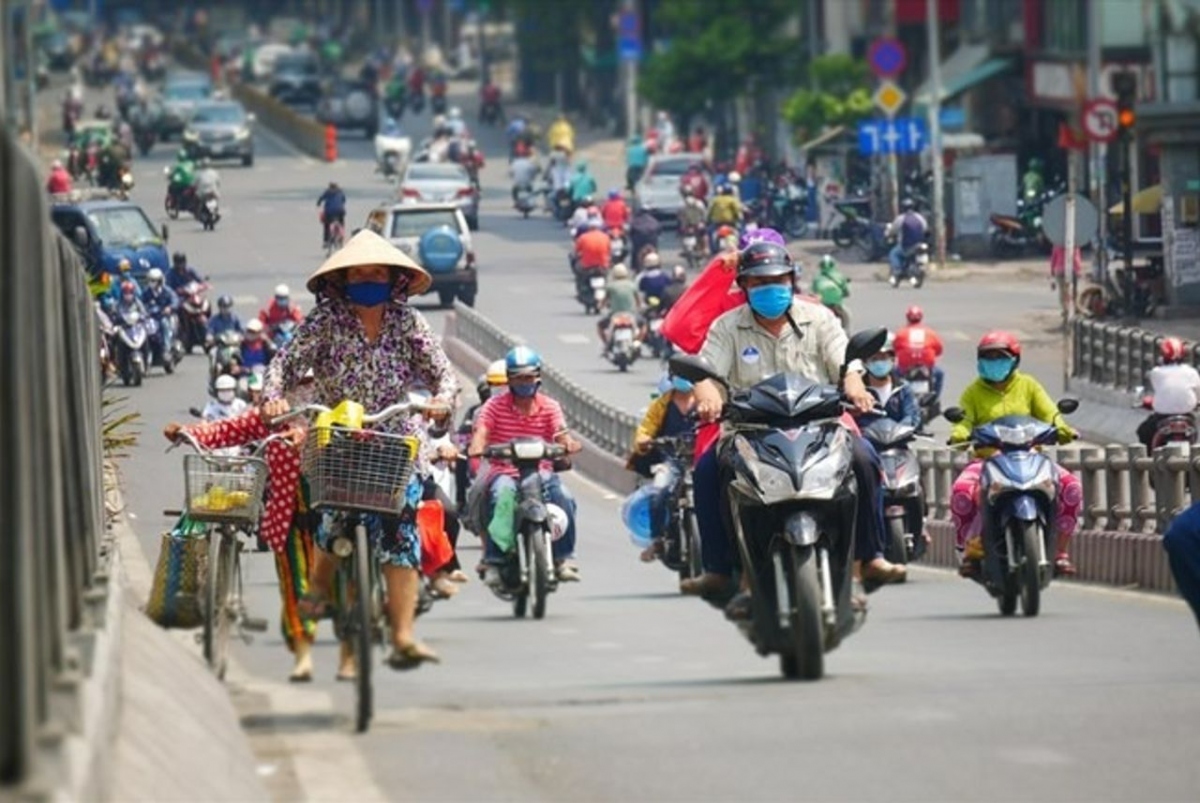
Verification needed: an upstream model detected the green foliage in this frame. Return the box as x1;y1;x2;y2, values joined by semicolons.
638;0;796;119
782;55;874;142
102;392;140;462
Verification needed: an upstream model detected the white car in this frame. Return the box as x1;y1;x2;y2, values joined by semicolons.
399;162;480;230
371;202;477;308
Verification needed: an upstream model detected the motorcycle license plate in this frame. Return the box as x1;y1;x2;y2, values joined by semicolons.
910;380;930;394
917;253;929;265
650;319;662;332
590;277;606;289
614;328;634;342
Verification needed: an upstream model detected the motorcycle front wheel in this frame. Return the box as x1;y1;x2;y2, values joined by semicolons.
775;541;824;681
1018;520;1044;618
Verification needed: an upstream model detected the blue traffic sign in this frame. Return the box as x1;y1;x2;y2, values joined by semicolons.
867;37;906;78
618;10;641;61
939;106;966;130
858;118;929;155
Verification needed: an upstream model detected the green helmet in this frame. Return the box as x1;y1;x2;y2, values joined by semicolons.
819;254;837;273
176;148;189;162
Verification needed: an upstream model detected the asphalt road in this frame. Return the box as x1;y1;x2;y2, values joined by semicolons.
92;79;1200;802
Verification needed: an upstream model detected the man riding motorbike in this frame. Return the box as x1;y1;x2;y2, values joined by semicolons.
948;331;1081;578
196;158;220;201
627;371;698;561
317;181;347;249
259;283;304;336
568;196;602;237
569;162;598;210
509;152;540;205
104;259;142;312
888;198;928;286
707;185;742;252
1137;336;1200;450
659;264;689;311
206;294;244;348
636;252;671;306
681;242;906;613
894;305;945;403
141;267;178;352
547;112;575;156
811;254;851;329
630;206;661;272
678;185;707;234
167;149;197;213
46;159;73;195
239;318;277;375
602;189;630;230
203;373;248;421
681;163;709;203
467;347;583;585
597;263;643;353
574;219;611;294
167;251;204;293
863;334;921;427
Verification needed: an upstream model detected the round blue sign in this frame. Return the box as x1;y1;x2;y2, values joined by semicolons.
868;38;907;78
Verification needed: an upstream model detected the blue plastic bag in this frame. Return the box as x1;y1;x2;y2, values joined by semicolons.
620;485;656;548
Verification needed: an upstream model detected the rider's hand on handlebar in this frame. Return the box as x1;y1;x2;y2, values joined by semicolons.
844;384;876;414
261;398;289;421
634;433;653;454
562;435;583;455
163;422;184;442
436;443;459;461
695;381;723;424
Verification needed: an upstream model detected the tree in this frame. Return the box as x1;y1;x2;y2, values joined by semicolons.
782;54;874;143
638;0;797;130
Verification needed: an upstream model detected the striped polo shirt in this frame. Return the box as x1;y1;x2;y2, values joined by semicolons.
477;392;567;477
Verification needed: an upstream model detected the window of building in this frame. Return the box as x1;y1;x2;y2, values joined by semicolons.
1042;0;1087;55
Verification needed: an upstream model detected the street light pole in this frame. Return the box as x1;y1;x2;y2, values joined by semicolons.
1088;0;1106;282
622;0;640;137
925;0;946;270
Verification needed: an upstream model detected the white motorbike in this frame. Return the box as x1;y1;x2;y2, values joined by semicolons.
374;131;412;180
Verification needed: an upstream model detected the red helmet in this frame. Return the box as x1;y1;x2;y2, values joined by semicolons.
905;305;924;324
120;280;136;295
1161;336;1187;364
977;330;1021;359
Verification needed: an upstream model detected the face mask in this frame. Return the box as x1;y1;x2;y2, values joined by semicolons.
275;297;289;308
671;376;694;393
978;356;1017;383
216;390;235;404
746;284;793;319
510;382;538;399
344;280;392;307
866;359;894;379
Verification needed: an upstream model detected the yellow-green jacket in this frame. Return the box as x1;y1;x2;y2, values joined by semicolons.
950;371;1076;446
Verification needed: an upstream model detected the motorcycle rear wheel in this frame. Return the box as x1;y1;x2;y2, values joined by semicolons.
831;222;855;249
886;518;910;570
531;529;551;621
777;542;824;681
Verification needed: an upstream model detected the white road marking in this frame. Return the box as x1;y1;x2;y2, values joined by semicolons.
587;641;621;650
254;123;318;167
558;333;591;345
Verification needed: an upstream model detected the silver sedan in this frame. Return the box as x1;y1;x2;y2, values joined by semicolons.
398;162;480;230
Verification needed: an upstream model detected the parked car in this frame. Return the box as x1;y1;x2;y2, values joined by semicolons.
50;192;170;284
158;73;213;140
372;202;477;307
316;79;378;138
182;101;255;166
270;52;322;106
398;162;479;230
633;153;710;224
250;43;294;82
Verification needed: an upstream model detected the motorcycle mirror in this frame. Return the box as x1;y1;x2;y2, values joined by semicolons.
161;223;169;241
668;354;724;389
188;406;203;418
1056;397;1079;415
845;327;888;364
943;407;966;424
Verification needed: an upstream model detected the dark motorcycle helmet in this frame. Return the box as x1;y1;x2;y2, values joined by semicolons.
172;251;187;268
736;242;794;282
217;294;234;311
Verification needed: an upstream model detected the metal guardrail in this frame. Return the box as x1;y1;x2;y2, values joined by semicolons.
1072;317;1181;393
1;129;108;791
452;302;638;457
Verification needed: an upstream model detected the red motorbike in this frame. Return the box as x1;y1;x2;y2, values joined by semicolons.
177;281;211;354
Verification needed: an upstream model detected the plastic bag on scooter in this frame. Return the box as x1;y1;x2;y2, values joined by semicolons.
620;484;657;548
659;254;745;355
417;499;454;577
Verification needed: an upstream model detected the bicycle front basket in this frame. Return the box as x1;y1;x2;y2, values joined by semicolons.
302;427;419;515
183;453;269;525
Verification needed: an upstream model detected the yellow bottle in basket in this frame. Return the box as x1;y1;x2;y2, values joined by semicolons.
315;399;365;447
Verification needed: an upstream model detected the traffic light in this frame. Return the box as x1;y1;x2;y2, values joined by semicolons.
1112;70;1138;136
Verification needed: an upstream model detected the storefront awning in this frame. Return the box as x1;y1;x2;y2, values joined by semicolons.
913;42;1014;110
1110;184;1162;216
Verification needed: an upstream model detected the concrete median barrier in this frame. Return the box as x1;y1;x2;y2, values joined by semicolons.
231;83;328;162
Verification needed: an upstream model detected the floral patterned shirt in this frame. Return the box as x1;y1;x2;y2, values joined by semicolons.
264;296;460;472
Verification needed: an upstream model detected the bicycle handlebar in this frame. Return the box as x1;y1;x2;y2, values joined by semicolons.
269;399;452;427
167;429;293;457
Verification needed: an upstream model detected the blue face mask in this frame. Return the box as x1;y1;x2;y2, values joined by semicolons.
344;281;392;307
510;382;538;398
978;356;1017;383
866;359;894;379
671;376;694;393
746;284;793;319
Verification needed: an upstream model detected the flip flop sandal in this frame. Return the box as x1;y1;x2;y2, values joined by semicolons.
288;668;313;683
296;593;334;622
387;643;441;671
722;591;753;622
336;668;357;682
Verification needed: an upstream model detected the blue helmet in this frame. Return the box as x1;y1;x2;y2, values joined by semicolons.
505;346;542;378
608;189;621;200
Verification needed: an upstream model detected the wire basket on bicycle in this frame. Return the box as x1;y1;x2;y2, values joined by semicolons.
302;426;419;515
183;452;270;525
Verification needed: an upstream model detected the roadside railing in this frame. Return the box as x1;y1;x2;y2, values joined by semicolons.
1072;318;1180;393
1;130;110;794
452;302;638;456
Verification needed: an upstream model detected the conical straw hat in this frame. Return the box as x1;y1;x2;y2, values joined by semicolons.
306;228;432;295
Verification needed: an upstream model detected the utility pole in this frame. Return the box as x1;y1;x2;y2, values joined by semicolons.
884;2;899;220
1088;0;1106;282
925;0;946;269
806;0;820;88
621;0;640;137
25;0;36;149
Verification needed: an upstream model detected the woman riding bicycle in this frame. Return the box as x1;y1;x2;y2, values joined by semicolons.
263;229;460;670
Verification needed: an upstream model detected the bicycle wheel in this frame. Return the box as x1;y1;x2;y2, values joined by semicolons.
353;522;374;733
203;528;235;679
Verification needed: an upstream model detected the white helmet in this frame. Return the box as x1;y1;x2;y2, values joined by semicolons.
214;374;237;392
147;268;163;284
728;171;742;183
642;251;661;269
274;284;290;298
611;263;630;279
545;503;569;541
449;106;461;119
245;318;264;334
